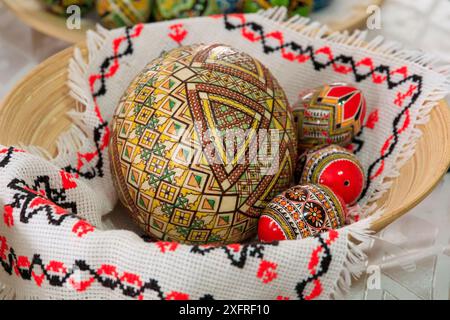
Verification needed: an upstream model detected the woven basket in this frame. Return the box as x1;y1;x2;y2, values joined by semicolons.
2;0;384;44
1;44;449;233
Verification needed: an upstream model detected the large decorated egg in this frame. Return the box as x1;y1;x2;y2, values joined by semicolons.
296;144;365;205
294;83;367;150
110;44;297;244
97;0;152;29
153;0;237;21
41;0;94;16
242;0;313;17
258;184;346;242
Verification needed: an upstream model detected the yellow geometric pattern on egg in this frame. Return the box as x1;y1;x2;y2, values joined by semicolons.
110;44;296;244
97;0;152;28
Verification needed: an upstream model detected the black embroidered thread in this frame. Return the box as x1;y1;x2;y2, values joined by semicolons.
0;147;15;168
191;241;279;268
352;130;365;153
295;234;331;300
7;177;78;225
358;79;422;199
92;27;134;98
63;26;137;179
0;244;213;299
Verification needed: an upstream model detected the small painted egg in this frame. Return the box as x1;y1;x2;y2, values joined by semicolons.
216;0;243;13
296;144;365;205
110;44;297;244
153;0;230;21
294;83;367;150
258;184;347;242
97;0;152;29
242;0;313;17
313;0;332;11
41;0;94;16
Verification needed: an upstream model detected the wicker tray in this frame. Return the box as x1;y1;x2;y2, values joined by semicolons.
3;0;384;44
0;45;449;232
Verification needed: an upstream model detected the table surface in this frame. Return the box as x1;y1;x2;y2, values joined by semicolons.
0;0;449;300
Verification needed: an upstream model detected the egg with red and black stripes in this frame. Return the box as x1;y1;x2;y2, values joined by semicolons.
258;184;347;242
296;144;365;205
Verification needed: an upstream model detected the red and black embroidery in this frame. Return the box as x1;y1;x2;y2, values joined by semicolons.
1;26;144;231
0;236;213;300
7;177;78;225
191;241;278;268
221;14;423;200
352;132;364;153
0;147;23;169
63;24;144;180
296;230;338;300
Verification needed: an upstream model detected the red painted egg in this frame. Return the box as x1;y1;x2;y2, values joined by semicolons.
296;144;365;205
294;83;367;150
258;184;347;242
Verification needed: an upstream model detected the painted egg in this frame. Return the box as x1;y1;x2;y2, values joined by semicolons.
153;0;237;21
216;0;243;13
41;0;94;16
296;144;365;205
110;44;297;244
258;184;347;242
313;0;332;11
242;0;313;17
97;0;152;29
294;83;367;151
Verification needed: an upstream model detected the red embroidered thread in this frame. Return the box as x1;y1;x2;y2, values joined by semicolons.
3;205;13;227
74;24;144;178
169;23;188;45
72;220;95;237
303;229;339;300
156;241;179;253
257;260;278;284
365;109;379;129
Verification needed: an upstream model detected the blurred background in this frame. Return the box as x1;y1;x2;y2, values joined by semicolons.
1;0;449;299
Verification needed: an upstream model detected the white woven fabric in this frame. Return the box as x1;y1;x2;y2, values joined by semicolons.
0;9;449;300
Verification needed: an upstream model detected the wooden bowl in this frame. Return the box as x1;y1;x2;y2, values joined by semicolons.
2;0;384;44
1;45;449;233
2;0;96;44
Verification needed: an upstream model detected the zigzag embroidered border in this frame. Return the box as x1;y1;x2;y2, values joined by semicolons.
296;230;338;300
7;177;78;225
63;24;144;180
221;14;423;200
191;241;278;268
0;235;213;300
